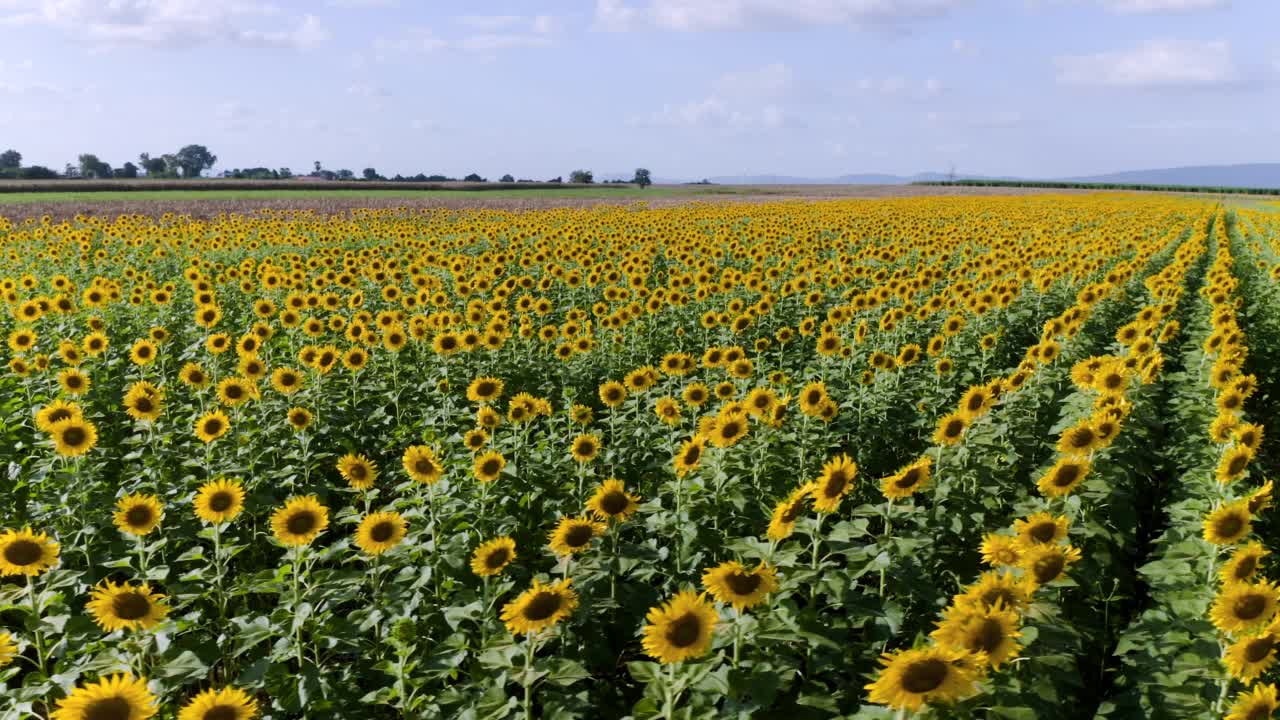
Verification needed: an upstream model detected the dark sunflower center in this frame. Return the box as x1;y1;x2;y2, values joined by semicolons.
804;391;821;405
112;591;153;620
822;471;849;498
1216;514;1246;539
201;704;240;720
1068;429;1095;449
725;571;762;596
414;459;436;475
895;469;923;489
480;460;501;476
1247;704;1274;720
966;394;987;412
287;511;317;536
901;658;949;694
134;397;154;412
1245;636;1276;663
281;373;297;386
521;591;562;621
970;618;1005;654
3;539;42;566
48;409;72;423
369;521;396;543
204;419;224;434
125;505;154;528
484;547;511;569
982;588;1017;609
1236;556;1259;580
1028;522;1057;544
564;524;594;547
576;441;596;456
1032;554;1067;584
1053;465;1082;487
682;446;702;464
84;696;133;720
720;421;742;438
208;492;233;513
665;612;703;648
598;491;629;515
62;426;87;446
1235;594;1267;621
477;382;496;396
66;376;84;389
225;385;243;399
1229;456;1249;476
781;500;804;524
944;419;964;438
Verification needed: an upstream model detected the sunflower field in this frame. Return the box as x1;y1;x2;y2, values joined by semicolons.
0;196;1278;720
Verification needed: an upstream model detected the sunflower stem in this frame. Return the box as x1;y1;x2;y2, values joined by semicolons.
732;607;741;669
809;513;827;606
523;630;538;720
27;576;47;675
293;545;307;672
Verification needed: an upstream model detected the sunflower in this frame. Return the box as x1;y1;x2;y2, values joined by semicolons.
932;602;1022;669
954;571;1035;612
195;410;231;443
179;362;210;388
673;436;706;476
1211;581;1280;635
933;412;968;446
402;445;443;484
463;429;489;452
1056;420;1101;454
337;453;378;491
707;411;750;449
641;590;718;664
797;381;830;416
0;527;60;576
865;645;982;711
49;416;98;457
1225;620;1280;682
1036;456;1091;498
811;453;857;513
1217;445;1255;485
477;406;502;429
470;536;517;577
767;484;813;541
129;339;158;366
1222;542;1270;585
1250;481;1275;515
473;450;506;483
599;380;627;407
1204;501;1253;545
0;631;15;668
880;456;932;500
354;511;408;555
500;578;578;635
114;494;163;536
958;385;994;419
177;686;259;720
682;383;710;407
1020;543;1082;585
270;367;304;395
467;376;504;404
122;382;164;422
50;674;157;720
570;433;601;463
548;516;604;556
270;496;330;546
1225;683;1279;720
586;478;640;522
194;478;246;524
701;561;778;611
979;534;1021;567
87;580;170;632
35;399;83;432
57;368;91;396
216;377;255;407
1013;512;1071;546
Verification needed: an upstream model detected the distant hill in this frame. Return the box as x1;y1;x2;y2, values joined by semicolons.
703;164;1280;189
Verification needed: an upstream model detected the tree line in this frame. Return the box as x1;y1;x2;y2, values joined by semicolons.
0;147;654;188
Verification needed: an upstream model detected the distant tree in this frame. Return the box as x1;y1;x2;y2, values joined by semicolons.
278;167;294;179
569;169;593;184
0;150;21;169
464;173;485;182
314;160;322;175
632;168;652;189
499;174;515;183
547;176;563;184
64;163;79;178
138;153;168;177
318;170;338;181
362;168;380;181
116;162;139;178
425;174;451;182
21;166;58;179
174;144;216;177
337;169;355;180
78;154;112;178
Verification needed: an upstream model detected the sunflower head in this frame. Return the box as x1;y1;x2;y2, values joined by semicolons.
865;645;983;711
194;478;246;524
880;457;932;500
1013;512;1071;547
1036;456;1091;498
931;602;1023;669
0;527;60;577
1020;543;1082;586
87;580;170;633
500;578;578;635
810;453;857;513
701;561;778;611
50;674;158;720
1224;682;1279;720
1212;581;1280;635
587;478;640;522
1204;501;1253;546
114;494;163;536
49;416;98;457
570;433;601;463
354;511;408;556
933;412;969;446
641;590;719;664
470;536;517;577
337;453;378;491
270;496;330;547
195;410;231;443
548;516;604;556
473;450;506;483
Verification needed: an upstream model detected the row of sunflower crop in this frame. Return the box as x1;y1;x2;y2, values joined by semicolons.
0;197;1235;719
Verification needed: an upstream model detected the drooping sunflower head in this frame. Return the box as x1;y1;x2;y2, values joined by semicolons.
1204;501;1254;546
1013;512;1071;547
864;645;982;711
548;516;604;556
49;416;98;457
87;580;170;633
354;511;408;556
641;590;719;664
810;453;857;513
1217;445;1255;485
500;578;578;635
587;478;640;522
470;536;517;577
50;673;158;720
1224;620;1280;683
114;494;163;537
194;478;246;524
932;601;1022;669
1249;481;1275;515
701;561;778;611
270;496;330;547
0;527;60;577
35;399;83;432
1224;682;1279;720
955;571;1035;613
880;456;932;500
1212;580;1280;635
1019;543;1082;586
195;410;231;443
767;484;813;541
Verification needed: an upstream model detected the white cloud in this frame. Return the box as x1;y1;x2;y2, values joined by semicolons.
630;64;793;128
950;38;976;55
0;1;328;50
594;0;962;31
326;0;399;7
716;62;793;98
1056;39;1237;87
379;15;558;54
346;83;390;98
1101;0;1227;13
853;75;943;99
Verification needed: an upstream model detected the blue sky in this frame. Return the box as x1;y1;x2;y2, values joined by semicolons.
0;0;1274;180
